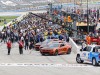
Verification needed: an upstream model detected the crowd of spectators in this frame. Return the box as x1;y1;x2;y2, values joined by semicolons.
0;6;100;54
0;12;69;55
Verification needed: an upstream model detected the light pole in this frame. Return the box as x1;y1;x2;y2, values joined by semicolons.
74;0;76;13
48;3;52;18
87;0;89;33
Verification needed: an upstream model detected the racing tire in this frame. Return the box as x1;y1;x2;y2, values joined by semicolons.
41;53;45;56
67;48;71;54
92;58;98;66
35;48;39;51
76;55;84;63
54;50;58;56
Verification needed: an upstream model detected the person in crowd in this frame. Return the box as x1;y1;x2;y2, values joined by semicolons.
36;34;41;43
82;40;87;49
86;35;91;45
18;40;24;54
6;39;12;55
24;36;29;50
10;31;14;43
2;32;7;43
29;41;34;50
59;34;64;40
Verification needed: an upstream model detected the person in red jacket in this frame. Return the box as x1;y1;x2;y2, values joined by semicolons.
18;40;24;54
6;39;12;55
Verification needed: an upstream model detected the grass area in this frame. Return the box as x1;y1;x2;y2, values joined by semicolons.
0;16;18;26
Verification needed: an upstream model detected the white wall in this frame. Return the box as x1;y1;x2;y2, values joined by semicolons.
69;37;80;54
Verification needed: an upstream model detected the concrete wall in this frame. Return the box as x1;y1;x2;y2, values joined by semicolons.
69;37;80;54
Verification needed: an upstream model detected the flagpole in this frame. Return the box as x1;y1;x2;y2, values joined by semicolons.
87;0;89;33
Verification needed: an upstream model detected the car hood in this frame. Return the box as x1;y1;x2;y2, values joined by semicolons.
41;47;54;50
35;42;42;45
40;43;49;47
35;41;50;46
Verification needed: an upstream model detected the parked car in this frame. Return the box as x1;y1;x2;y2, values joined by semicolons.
39;40;66;49
40;42;72;56
90;36;100;45
76;45;100;66
34;39;59;51
35;39;50;50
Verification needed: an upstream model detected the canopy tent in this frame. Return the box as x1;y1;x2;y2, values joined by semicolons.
76;22;88;26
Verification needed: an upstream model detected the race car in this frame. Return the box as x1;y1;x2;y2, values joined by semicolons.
35;39;51;50
34;39;60;51
76;45;100;66
40;42;72;56
39;40;66;49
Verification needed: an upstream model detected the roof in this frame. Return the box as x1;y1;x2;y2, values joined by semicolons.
0;0;100;12
76;22;88;26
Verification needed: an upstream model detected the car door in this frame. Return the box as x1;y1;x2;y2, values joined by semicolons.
89;46;100;61
89;47;96;61
80;46;92;61
59;44;65;54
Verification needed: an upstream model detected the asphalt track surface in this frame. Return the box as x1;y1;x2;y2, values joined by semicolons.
0;42;100;75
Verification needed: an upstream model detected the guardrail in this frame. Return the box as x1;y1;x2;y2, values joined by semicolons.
69;37;80;54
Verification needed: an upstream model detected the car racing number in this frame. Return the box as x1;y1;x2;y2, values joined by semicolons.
82;53;86;57
63;48;66;51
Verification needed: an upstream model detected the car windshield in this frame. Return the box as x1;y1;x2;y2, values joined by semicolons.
95;46;100;53
49;43;60;48
98;49;100;53
43;39;51;43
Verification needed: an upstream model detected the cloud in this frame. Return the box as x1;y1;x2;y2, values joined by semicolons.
1;0;17;6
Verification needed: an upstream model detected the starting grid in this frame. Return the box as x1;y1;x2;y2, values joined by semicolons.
0;63;94;67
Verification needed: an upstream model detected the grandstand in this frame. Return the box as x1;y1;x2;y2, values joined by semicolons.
0;0;100;12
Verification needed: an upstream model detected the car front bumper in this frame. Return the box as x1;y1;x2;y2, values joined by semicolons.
35;46;40;50
98;61;100;65
40;50;54;55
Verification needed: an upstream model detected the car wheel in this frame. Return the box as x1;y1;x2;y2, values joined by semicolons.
76;55;84;63
41;53;45;56
35;48;39;51
67;48;71;54
92;58;98;66
54;50;58;56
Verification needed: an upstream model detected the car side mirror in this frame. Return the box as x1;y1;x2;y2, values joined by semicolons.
60;45;62;47
80;49;82;51
60;44;64;47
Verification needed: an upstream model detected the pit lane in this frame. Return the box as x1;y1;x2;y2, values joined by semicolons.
0;42;100;75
